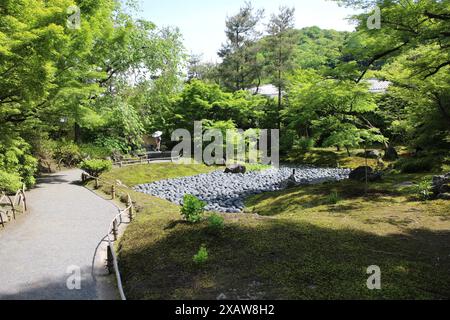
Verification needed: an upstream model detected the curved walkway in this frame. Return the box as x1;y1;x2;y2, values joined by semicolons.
0;169;119;300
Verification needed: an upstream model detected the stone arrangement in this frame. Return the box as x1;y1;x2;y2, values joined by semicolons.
134;166;351;213
432;172;450;200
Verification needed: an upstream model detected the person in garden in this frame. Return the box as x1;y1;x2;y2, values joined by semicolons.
152;131;163;152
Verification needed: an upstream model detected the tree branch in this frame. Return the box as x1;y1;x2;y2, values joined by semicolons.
355;42;409;83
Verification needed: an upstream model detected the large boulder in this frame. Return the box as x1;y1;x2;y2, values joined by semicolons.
224;164;247;174
432;173;450;199
349;166;373;181
383;145;399;161
349;166;383;182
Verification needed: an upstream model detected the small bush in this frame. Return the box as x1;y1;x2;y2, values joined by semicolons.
208;214;225;231
414;179;433;201
396;157;435;173
80;144;112;159
193;245;209;264
0;170;22;194
180;194;206;223
326;191;342;205
295;137;315;151
55;141;82;167
80;159;112;177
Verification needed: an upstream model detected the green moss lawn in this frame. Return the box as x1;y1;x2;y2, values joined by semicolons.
93;158;450;300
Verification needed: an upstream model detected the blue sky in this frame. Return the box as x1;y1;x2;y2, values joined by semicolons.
137;0;360;62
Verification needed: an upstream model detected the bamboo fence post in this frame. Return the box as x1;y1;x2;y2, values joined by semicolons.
7;195;15;220
128;195;134;221
112;219;118;241
0;211;4;228
22;191;27;212
106;245;114;274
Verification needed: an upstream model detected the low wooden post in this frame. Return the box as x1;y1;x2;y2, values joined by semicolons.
0;211;4;228
128;195;134;221
7;195;15;220
106;245;114;274
95;178;99;189
111;184;116;200
112;219;118;241
21;185;27;212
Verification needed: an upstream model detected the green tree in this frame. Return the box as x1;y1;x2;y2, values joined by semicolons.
218;1;264;91
285;69;386;154
264;6;297;129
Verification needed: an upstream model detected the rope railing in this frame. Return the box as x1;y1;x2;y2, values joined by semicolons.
114;152;179;168
0;184;27;228
81;172;135;301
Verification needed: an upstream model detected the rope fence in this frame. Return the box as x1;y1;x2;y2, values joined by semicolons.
0;185;27;228
81;172;136;301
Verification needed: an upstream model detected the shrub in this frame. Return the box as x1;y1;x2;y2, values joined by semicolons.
0;170;22;194
0;137;37;188
80;144;112;159
80;159;112;177
180;194;206;223
193;245;209;264
55;141;82;167
414;179;433;201
326;191;342;205
295;137;315;151
396;157;435;173
208;214;225;231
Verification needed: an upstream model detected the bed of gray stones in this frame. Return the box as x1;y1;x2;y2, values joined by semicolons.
134;166;351;213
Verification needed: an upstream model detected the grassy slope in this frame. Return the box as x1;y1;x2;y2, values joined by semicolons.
100;159;450;300
285;147;380;169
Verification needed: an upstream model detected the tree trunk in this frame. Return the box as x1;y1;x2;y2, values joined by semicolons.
74;122;81;144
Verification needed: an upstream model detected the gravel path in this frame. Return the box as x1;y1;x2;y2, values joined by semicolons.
0;169;119;300
135;166;351;213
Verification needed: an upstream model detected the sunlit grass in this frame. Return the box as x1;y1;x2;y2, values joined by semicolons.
93;161;450;300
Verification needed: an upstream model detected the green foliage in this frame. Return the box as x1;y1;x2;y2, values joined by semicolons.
0;0;185;181
180;195;206;223
414;179;433;201
334;0;450;152
396;158;436;174
0;170;23;194
80;159;112;178
208;214;225;231
326;191;342;205
218;2;265;91
193;245;209;264
79;144;112;159
295;137;315;151
174;80;268;130
55;141;82;167
286;69;386;150
0;137;37;188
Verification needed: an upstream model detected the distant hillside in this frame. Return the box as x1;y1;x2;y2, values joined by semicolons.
293;26;350;70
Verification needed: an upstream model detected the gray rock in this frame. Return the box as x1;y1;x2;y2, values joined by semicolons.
224;164;247;174
432;173;450;199
134;166;351;213
349;166;374;181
